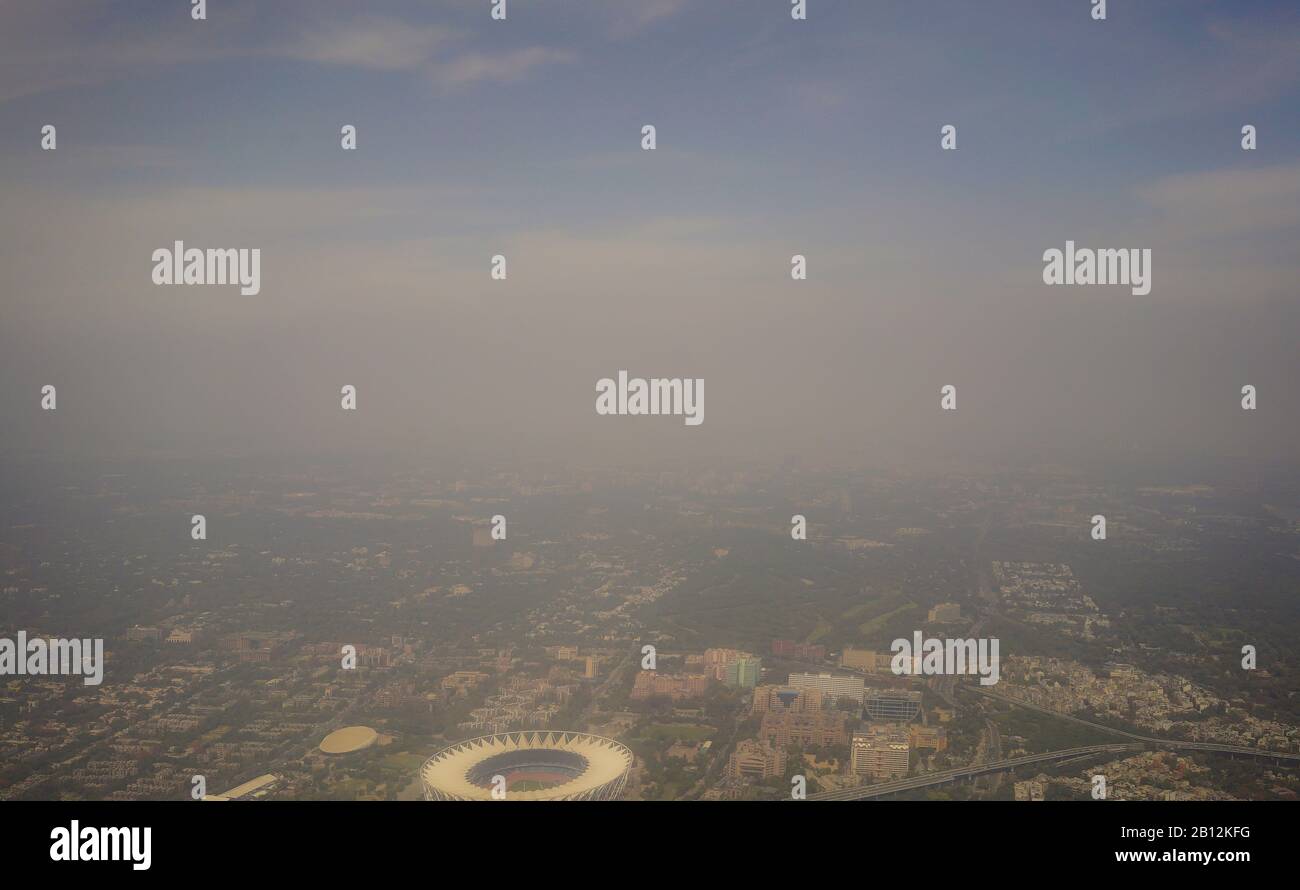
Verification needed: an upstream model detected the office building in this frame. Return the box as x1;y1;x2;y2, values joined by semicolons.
864;689;922;722
751;685;825;714
726;739;787;781
760;710;849;750
725;656;762;689
788;672;865;706
851;725;912;780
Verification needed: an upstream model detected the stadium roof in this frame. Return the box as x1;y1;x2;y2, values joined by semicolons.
205;773;279;801
422;731;632;801
319;725;379;754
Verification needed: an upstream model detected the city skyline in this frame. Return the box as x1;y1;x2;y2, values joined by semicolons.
0;6;1297;878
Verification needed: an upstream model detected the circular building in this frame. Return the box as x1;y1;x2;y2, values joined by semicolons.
421;731;633;801
319;725;379;755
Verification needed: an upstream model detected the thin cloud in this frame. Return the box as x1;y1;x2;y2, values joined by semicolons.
279;18;454;71
0;6;563;101
604;0;693;37
433;47;577;88
1138;163;1300;240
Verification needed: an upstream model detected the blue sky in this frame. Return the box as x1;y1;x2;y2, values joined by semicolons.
5;1;1298;210
1;1;1298;466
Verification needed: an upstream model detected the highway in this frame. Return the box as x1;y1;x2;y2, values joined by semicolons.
809;736;1299;800
807;687;1300;801
808;525;1300;801
808;743;1142;800
965;685;1300;761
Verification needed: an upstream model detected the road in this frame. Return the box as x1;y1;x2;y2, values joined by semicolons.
963;685;1300;761
579;651;631;725
808;734;1299;800
804;517;1300;801
806;687;1300;801
807;743;1142;800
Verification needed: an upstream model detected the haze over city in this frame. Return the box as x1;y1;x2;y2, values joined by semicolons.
1;5;1299;863
2;0;1298;468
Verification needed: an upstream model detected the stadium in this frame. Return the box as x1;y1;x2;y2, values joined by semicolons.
319;725;379;755
421;731;633;801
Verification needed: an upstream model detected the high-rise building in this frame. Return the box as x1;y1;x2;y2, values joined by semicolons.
726;739;787;780
759;710;849;750
630;671;709;701
788;672;865;705
840;648;893;673
851;725;912;779
704;647;756;682
864;689;922;722
725;656;762;689
1014;780;1046;801
751;685;825;714
441;671;490;697
909;724;948;752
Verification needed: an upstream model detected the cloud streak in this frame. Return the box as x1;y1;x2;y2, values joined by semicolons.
433;47;577;87
0;5;574;101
